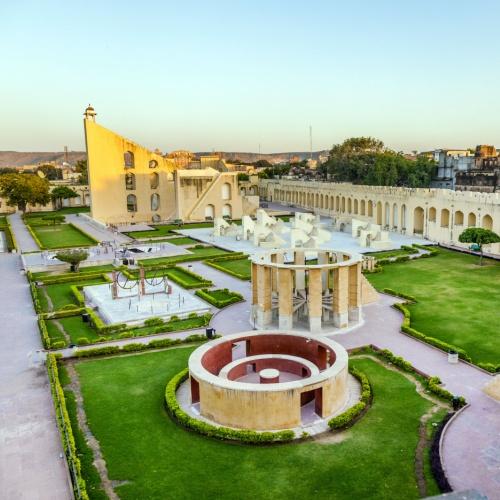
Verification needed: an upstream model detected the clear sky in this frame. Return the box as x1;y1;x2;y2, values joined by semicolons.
1;0;499;153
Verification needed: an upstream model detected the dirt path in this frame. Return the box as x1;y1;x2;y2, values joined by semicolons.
53;319;71;345
66;364;121;499
39;286;54;312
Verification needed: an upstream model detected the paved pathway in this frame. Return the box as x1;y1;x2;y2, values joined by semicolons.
0;254;72;499
66;214;131;244
7;212;39;253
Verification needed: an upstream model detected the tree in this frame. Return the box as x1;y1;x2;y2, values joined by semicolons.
55;249;89;272
75;159;88;184
37;164;62;180
458;228;500;266
51;186;78;209
0;173;51;212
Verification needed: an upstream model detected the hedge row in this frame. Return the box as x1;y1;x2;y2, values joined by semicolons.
29;280;42;313
72;333;211;358
165;368;295;443
40;272;110;285
195;288;244;308
166;267;213;289
382;288;417;302
392;300;475;366
328;367;372;430
85;307;127;334
41;306;85;320
376;348;467;407
38;318;51;349
47;354;89;499
205;254;251;280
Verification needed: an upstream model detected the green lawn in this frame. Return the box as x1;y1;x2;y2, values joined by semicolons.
365;247;417;259
73;350;439;500
42;277;108;312
367;248;500;365
188;246;229;258
139;247;230;266
32;264;115;280
125;222;214;239
209;256;251;279
25;207;90;218
30;223;97;249
167;237;200;246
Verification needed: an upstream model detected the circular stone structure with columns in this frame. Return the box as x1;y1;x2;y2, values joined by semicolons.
250;248;363;333
187;331;349;431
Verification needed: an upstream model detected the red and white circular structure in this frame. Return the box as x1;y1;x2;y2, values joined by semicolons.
188;331;349;431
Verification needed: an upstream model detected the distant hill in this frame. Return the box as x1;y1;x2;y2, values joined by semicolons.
0;150;328;168
0;151;86;167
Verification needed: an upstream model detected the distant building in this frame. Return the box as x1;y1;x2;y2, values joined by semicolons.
455;145;499;193
431;149;474;190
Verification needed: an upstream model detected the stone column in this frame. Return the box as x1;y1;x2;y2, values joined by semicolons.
308;268;322;332
278;268;293;329
294;250;305;290
256;265;272;328
332;266;349;328
348;263;361;322
317;251;329;291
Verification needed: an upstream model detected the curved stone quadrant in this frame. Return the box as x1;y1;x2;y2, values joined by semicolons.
188;331;349;431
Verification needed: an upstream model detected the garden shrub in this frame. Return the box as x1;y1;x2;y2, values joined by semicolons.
51;340;68;350
328;366;372;430
144;317;164;327
165;368;295;443
477;362;500;373
46;354;90;499
77;337;90;346
382;288;416;302
38;318;51;349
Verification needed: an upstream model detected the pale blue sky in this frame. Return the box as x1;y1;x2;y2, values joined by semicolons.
1;0;499;153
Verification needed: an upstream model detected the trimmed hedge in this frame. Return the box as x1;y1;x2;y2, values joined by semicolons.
38;318;51;349
73;333;211;358
47;354;90;499
205;254;251;280
140;251;242;268
40;272;110;285
41;307;85;320
328;367;372;430
165;368;295;443
195;288;244;308
382;288;417;302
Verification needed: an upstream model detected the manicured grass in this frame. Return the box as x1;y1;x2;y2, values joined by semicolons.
188;246;229;258
29;223;97;249
125;222;214;239
210;256;251;279
74;351;437;500
195;288;243;308
32;264;115;280
365;247;416;259
24;207;90;218
42;276;108;311
367;248;500;365
168;237;200;246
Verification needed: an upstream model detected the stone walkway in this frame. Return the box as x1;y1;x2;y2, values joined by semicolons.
0;254;71;499
66;213;131;244
8;212;39;253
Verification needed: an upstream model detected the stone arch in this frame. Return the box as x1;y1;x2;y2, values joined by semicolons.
124;151;134;168
455;211;464;226
335;196;340;211
240;187;247;196
392;203;398;227
149;159;158;169
429;207;436;222
367;200;373;217
150;172;159;189
221;182;232;200
413;207;424;234
401;204;407;229
125;172;136;190
360;199;366;216
384;202;390;226
347;198;352;213
482;214;493;230
440;209;450;227
376;201;382;225
126;194;137;212
151;193;160;211
353;199;358;214
222;204;232;218
341;197;346;212
205;204;215;219
468;212;476;227
320;194;324;209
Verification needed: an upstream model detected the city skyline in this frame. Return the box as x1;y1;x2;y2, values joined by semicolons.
1;0;500;153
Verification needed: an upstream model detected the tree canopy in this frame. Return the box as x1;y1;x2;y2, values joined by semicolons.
458;228;500;265
55;249;89;272
37;164;62;180
0;173;51;212
75;159;88;184
322;137;436;188
51;186;78;209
